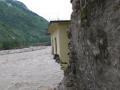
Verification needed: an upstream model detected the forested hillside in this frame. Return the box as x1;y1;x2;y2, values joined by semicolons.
0;0;50;50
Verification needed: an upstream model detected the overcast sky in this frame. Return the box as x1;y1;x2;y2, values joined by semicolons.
17;0;72;21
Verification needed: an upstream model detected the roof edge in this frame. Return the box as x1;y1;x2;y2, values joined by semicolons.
49;20;71;23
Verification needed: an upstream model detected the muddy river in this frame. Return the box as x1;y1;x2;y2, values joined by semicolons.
0;46;63;90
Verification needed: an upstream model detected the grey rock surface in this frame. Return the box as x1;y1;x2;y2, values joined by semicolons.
58;0;120;90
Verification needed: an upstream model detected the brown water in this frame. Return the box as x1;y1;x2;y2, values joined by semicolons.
0;46;63;90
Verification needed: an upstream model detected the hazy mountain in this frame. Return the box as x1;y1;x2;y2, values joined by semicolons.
0;0;50;50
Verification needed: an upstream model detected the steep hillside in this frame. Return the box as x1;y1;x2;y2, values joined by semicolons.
0;0;50;50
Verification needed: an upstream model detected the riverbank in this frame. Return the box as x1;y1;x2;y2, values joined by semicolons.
0;46;63;90
0;46;46;55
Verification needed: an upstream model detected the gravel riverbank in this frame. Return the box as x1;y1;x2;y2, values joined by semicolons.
0;46;63;90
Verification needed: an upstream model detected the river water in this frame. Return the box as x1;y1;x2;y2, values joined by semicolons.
0;46;64;90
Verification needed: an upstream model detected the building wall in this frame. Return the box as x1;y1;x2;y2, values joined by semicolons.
59;29;69;63
59;28;69;69
49;22;70;70
50;26;70;70
51;29;60;56
51;28;69;59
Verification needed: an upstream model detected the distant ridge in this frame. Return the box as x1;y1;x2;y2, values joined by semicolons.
0;0;50;50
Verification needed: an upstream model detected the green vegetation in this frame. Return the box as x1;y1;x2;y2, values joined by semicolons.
0;0;50;50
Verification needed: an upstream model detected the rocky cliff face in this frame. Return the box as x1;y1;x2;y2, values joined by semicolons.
58;0;120;90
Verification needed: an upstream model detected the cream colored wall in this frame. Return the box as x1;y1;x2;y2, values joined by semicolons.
49;22;70;70
51;29;60;56
59;29;69;64
51;28;69;64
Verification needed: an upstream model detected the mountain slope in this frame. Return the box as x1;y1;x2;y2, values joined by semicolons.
0;0;50;50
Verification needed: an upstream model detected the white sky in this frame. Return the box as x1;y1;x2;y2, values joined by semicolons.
17;0;72;21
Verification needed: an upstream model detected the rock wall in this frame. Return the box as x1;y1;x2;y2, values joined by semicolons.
57;0;120;90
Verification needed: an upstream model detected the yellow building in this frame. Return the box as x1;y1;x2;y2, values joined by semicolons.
48;20;70;70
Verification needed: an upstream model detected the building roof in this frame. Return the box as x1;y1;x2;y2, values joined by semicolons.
48;20;70;33
49;20;70;23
